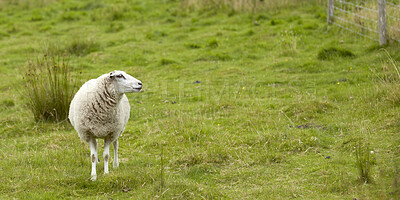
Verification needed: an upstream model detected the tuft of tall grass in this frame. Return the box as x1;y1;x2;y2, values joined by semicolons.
90;4;127;22
374;50;400;104
317;47;355;60
23;53;79;122
65;38;100;56
355;139;375;183
279;28;298;56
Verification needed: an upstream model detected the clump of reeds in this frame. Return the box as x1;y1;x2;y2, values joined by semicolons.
23;53;79;122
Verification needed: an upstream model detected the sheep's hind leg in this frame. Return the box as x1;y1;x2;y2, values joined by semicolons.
113;140;119;168
89;138;98;181
95;139;100;163
103;138;111;174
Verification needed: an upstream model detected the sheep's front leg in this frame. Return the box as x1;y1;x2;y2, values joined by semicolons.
89;138;98;181
113;140;119;168
103;138;111;174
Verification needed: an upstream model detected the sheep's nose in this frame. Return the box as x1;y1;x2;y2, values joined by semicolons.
138;82;142;88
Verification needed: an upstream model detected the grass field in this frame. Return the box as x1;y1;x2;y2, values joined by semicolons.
1;0;400;199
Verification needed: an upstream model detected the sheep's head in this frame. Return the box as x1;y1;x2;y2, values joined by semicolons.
109;70;142;93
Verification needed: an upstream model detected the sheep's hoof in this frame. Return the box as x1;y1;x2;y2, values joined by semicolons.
90;175;97;181
113;162;119;168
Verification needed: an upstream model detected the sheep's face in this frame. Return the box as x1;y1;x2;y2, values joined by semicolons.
109;70;142;94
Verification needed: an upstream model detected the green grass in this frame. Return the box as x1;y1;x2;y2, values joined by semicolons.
1;0;400;199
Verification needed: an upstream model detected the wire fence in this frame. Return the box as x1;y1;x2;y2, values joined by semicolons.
328;0;400;45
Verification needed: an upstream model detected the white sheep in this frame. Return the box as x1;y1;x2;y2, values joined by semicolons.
68;70;142;181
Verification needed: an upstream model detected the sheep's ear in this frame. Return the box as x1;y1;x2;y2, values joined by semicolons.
109;72;115;79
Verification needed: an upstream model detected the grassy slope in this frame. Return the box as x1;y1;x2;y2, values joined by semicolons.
1;0;400;199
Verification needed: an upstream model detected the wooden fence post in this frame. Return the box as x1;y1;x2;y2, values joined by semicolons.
327;0;334;24
378;0;387;45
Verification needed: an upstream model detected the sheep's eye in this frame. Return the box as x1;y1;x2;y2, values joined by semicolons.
116;74;124;79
